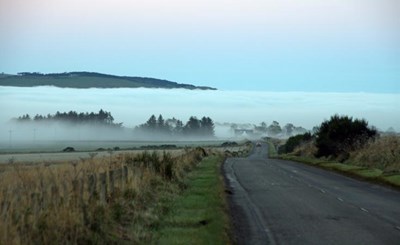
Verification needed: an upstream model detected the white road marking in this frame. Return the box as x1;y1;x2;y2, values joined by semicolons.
320;189;326;193
360;208;369;213
337;197;344;202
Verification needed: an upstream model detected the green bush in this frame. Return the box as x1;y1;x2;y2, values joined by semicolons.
279;132;312;154
315;115;377;159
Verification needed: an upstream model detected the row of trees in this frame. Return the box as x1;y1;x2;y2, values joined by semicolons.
15;110;122;127
231;121;307;137
13;111;215;137
136;114;215;137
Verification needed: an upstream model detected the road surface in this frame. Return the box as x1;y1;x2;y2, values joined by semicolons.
223;142;400;245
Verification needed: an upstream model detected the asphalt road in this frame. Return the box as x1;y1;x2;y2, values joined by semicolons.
223;142;400;245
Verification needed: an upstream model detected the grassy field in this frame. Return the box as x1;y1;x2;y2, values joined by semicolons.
0;147;212;244
157;155;230;244
0;140;227;154
0;140;248;244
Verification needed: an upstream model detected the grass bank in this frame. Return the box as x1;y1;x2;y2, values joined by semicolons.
267;135;400;189
157;155;230;244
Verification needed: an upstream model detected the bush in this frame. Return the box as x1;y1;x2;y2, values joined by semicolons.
315;115;377;159
278;133;312;154
62;146;75;152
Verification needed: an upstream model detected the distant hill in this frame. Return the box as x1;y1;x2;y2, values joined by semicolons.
0;72;216;90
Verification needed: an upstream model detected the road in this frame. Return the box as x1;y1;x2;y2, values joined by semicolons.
223;142;400;245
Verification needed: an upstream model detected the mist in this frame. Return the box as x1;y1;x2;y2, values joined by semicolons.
1;86;399;145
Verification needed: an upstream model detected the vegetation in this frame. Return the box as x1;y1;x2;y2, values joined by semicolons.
0;72;216;90
349;135;400;174
0;148;213;244
315;115;377;160
137;114;215;137
15;109;122;127
278;132;312;154
157;155;230;244
269;114;399;188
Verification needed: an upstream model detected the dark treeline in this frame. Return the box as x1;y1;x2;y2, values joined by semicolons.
15;109;122;127
13;111;215;138
136;114;215;137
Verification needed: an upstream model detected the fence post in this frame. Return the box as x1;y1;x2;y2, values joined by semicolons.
88;174;97;202
99;172;107;204
109;170;115;196
123;166;128;184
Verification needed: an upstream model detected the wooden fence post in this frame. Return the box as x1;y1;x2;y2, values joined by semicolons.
88;174;97;202
109;170;115;196
99;173;107;204
123;166;128;184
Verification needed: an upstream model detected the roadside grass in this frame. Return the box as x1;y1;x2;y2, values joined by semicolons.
274;152;400;189
266;141;278;158
157;155;230;244
0;148;211;244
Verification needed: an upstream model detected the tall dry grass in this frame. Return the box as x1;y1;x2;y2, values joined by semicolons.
349;135;400;173
292;140;317;158
0;147;209;244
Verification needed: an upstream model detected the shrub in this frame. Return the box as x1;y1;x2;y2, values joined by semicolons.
315;115;377;159
278;132;312;154
62;147;75;152
349;135;400;172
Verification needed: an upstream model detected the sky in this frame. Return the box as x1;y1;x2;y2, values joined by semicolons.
0;0;399;92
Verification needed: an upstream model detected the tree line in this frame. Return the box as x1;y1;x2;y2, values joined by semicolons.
136;114;215;137
14;111;215;137
15;109;122;127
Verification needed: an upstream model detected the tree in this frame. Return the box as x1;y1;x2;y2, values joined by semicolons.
267;121;282;136
279;132;312;154
145;115;157;130
157;114;165;130
315;115;377;159
184;116;201;135
283;123;295;136
200;116;215;137
18;114;31;121
176;120;184;133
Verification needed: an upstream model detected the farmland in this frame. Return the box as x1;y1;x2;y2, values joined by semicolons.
0;140;251;244
0;140;229;164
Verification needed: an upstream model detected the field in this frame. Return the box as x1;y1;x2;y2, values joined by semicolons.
0;141;250;244
0;140;228;164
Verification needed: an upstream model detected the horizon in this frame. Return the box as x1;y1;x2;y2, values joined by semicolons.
1;86;399;133
1;0;399;93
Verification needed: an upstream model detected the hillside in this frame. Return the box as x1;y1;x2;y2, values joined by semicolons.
0;72;216;90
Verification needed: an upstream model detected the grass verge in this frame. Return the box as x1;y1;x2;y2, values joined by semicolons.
274;154;400;189
157;155;230;244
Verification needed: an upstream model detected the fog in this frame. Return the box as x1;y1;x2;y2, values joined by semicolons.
1;86;399;146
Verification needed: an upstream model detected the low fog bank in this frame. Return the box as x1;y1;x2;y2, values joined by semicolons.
0;121;229;143
1;86;399;146
1;121;134;142
0;119;237;152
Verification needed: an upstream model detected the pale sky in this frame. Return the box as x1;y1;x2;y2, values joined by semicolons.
1;0;399;92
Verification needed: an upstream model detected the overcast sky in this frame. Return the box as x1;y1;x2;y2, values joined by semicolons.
1;0;399;92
